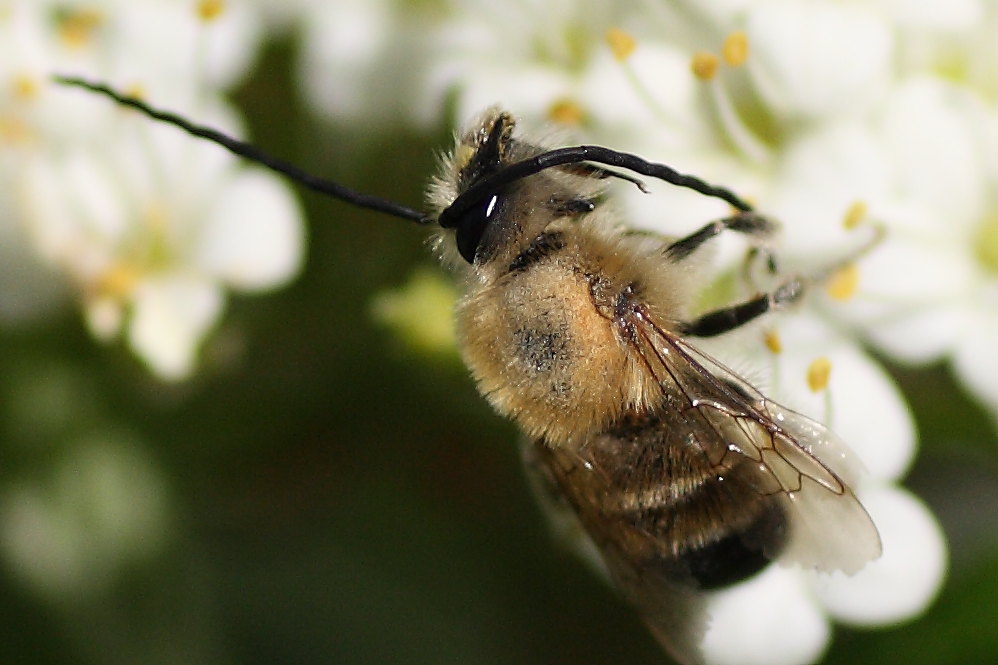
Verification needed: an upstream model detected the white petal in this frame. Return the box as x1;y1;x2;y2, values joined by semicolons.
879;78;989;234
454;65;574;127
127;275;224;380
951;299;998;409
746;2;892;121
21;149;128;267
702;565;829;665
580;44;703;146
0;433;170;599
297;0;402;121
812;485;947;625
84;296;124;342
770;313;917;482
876;0;983;29
196;168;305;291
843;238;975;363
113;2;264;89
768;122;890;260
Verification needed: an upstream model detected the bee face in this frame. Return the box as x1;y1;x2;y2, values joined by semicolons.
430;107;605;274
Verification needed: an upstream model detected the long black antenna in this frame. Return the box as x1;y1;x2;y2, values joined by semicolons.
54;75;433;225
439;145;754;229
55;75;758;232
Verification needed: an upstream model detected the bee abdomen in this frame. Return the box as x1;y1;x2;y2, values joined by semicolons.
606;465;788;590
544;407;792;591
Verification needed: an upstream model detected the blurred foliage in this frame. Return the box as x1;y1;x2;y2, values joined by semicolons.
1;36;996;665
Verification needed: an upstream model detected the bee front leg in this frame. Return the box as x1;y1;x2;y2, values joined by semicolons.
680;279;803;338
665;212;777;262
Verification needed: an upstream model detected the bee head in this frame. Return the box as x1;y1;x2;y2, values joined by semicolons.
437;109;520;265
434;108;604;271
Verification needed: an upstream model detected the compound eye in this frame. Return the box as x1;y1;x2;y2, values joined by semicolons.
453;193;501;264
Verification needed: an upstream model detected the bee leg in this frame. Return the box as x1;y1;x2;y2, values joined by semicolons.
547;195;597;216
680;279;803;338
665;212;777;262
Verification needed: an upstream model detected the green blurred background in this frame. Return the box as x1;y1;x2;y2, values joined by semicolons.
2;39;997;665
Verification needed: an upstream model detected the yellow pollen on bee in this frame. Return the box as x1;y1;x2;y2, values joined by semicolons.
763;329;782;354
843;200;868;230
807;357;832;393
605;27;636;62
547;99;586;126
197;0;226;22
826;263;860;301
721;31;749;67
56;9;103;50
691;52;719;80
454;144;476;171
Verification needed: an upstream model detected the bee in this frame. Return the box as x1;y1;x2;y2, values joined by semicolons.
56;76;881;665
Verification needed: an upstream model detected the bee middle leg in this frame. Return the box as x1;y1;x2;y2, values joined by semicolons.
680;279;803;338
665;212;777;262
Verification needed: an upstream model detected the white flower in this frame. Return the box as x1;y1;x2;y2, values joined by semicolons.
3;1;305;379
21;91;303;379
0;431;171;600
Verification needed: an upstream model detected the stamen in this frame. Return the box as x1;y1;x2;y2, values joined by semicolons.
96;263;140;299
826;263;860;301
706;74;771;162
12;75;38;100
548;99;586;126
606;28;636;62
763;329;782;354
722;31;749;67
807;357;832;393
56;9;103;50
691;52;719;80
843;200;868;230
123;83;146;100
197;0;226;22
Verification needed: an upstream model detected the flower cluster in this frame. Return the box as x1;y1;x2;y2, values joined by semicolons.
2;0;303;379
4;1;976;663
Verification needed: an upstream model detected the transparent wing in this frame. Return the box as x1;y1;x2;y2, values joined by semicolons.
525;305;882;665
630;308;882;574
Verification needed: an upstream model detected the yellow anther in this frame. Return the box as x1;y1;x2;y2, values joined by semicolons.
722;31;749;66
763;329;782;354
56;9;103;50
123;83;147;101
606;28;636;62
691;52;719;80
826;263;860;301
11;75;38;101
197;0;226;22
97;263;141;299
0;116;33;145
547;99;586;126
843;200;868;230
807;357;832;393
